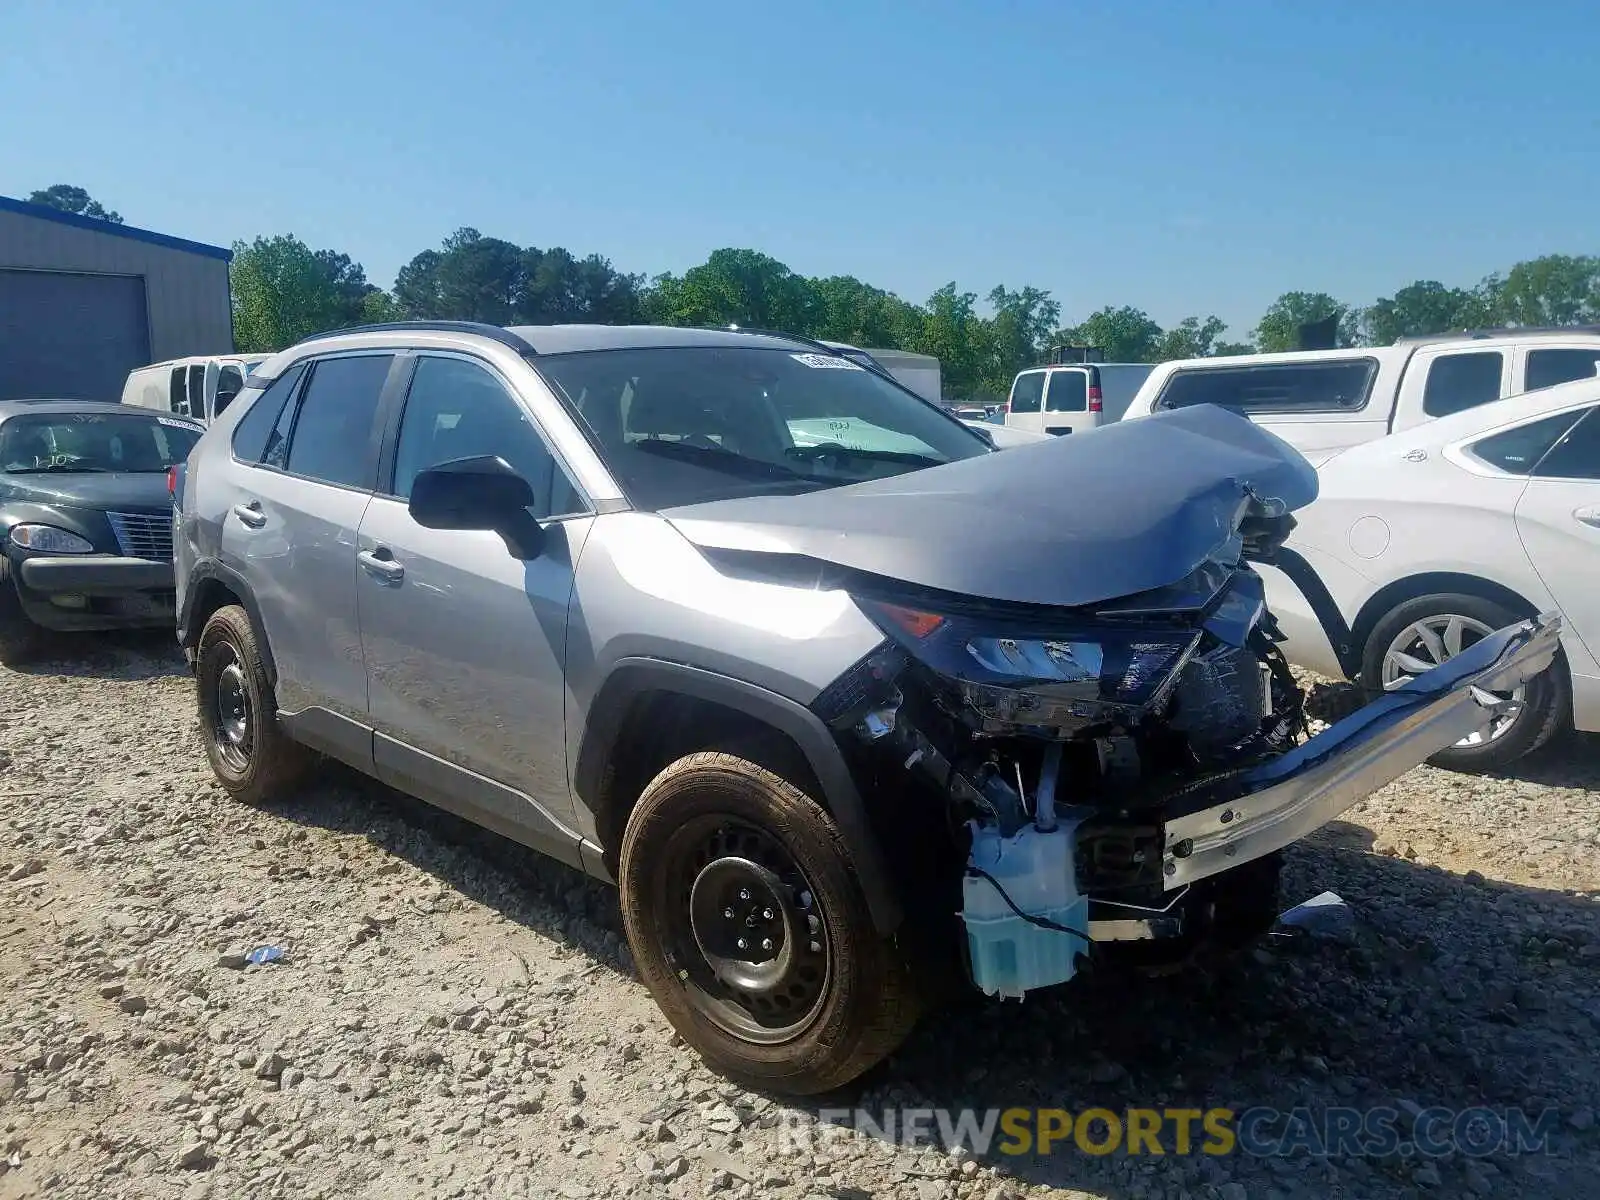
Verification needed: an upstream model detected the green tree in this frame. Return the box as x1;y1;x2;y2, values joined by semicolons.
903;283;987;400
1056;305;1164;362
1153;315;1228;361
394;228;523;323
1491;254;1600;327
809;275;922;347
643;248;815;331
1253;291;1358;352
230;235;382;352
27;184;122;223
1361;279;1496;344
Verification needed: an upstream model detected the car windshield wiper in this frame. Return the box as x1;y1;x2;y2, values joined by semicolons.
633;438;811;482
792;445;948;469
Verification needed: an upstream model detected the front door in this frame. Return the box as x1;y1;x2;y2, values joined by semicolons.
355;353;592;863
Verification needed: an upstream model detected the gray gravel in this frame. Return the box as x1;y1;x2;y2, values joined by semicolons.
1;634;1596;1200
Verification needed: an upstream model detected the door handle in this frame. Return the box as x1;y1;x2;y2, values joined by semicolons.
358;548;405;583
1574;506;1600;529
231;501;266;529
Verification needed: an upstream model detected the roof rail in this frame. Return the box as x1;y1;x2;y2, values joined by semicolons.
297;321;537;355
1393;324;1600;346
711;324;845;355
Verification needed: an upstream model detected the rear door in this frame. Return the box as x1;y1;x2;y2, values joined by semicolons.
168;367;190;416
1004;370;1047;432
1391;345;1509;433
1041;368;1089;435
355;352;591;862
218;351;400;731
1509;405;1600;667
1517;343;1600;394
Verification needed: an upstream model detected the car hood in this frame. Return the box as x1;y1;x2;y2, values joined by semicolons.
663;403;1319;609
2;472;172;513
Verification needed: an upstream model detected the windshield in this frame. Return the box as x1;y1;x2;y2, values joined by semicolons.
0;412;202;474
534;346;990;509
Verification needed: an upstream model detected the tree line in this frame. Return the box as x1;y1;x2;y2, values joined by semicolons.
27;185;1600;403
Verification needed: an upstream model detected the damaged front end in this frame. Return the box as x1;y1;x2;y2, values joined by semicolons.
810;501;1562;1001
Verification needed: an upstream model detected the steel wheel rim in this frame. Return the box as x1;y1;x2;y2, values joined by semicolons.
212;649;253;771
1381;614;1525;746
659;817;831;1045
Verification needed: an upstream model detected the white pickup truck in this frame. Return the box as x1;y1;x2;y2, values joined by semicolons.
1122;327;1600;462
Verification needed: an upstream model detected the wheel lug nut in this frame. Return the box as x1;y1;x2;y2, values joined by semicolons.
809;940;821;953
736;938;748;951
738;888;751;901
723;907;735;920
761;938;773;951
762;908;773;921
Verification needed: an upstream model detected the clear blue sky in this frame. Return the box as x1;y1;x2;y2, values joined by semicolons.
3;0;1596;337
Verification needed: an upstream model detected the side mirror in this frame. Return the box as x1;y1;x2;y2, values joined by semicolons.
409;455;546;559
968;425;996;448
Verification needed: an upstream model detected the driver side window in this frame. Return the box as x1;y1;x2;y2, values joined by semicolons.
392;356;582;518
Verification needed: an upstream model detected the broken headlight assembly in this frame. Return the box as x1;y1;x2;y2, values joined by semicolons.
856;597;1206;736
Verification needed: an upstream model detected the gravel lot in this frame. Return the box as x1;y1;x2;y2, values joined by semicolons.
1;635;1597;1200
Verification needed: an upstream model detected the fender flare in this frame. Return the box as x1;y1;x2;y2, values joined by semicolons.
574;657;904;934
178;558;279;682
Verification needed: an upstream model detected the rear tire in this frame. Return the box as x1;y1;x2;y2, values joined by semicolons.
619;751;920;1095
0;565;41;667
195;604;309;804
1360;593;1568;773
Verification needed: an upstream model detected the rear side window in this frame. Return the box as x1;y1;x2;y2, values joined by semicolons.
1531;407;1600;480
1010;372;1045;413
169;367;188;415
231;364;305;462
1526;348;1600;392
1157;361;1376;413
1423;352;1503;418
1466;409;1590;474
1044;370;1086;412
281;355;393;489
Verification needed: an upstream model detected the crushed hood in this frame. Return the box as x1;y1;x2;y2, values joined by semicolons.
663;404;1319;609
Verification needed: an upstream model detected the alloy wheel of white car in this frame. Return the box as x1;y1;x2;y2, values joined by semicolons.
1380;614;1525;746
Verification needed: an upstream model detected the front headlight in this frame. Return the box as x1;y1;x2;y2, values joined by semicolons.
9;524;96;554
857;598;1204;729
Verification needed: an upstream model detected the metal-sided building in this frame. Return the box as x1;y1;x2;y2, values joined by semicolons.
0;194;233;402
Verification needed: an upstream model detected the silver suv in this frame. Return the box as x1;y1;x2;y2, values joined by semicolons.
174;322;1559;1094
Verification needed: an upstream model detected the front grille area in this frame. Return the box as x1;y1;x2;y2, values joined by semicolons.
106;511;174;562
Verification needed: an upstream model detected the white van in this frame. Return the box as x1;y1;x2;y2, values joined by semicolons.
1121;328;1600;463
1003;363;1155;437
122;354;270;424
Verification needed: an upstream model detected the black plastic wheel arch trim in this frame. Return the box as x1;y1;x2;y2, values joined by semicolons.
573;657;904;934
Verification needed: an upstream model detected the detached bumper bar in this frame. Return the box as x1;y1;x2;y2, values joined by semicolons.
1162;612;1563;889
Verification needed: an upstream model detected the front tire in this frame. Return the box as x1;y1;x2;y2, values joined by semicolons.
619;752;920;1095
195;604;309;804
1360;593;1568;773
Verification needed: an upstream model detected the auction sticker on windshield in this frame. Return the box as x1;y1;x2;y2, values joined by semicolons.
791;353;864;370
